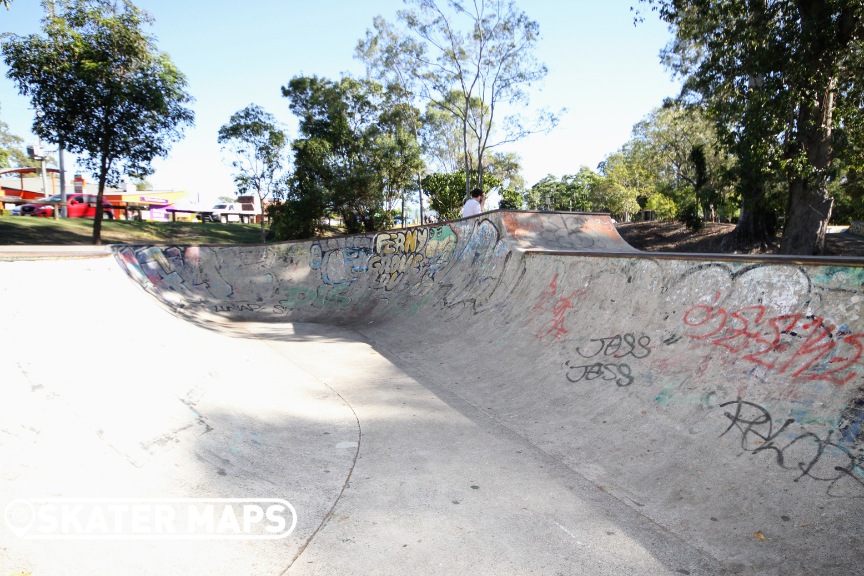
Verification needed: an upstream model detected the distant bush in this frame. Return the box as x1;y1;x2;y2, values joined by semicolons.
268;200;321;240
677;199;705;231
645;194;677;220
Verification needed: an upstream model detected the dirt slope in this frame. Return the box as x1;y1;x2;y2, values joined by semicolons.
616;221;864;257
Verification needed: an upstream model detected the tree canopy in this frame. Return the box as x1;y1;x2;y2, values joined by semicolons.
2;0;194;244
218;104;288;241
639;0;864;254
356;0;558;199
422;170;500;220
275;75;424;237
0;105;28;169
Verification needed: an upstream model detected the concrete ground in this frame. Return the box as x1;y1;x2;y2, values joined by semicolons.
1;211;863;575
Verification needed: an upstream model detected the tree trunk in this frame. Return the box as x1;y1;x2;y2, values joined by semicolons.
92;162;109;246
780;178;833;255
461;103;472;200
722;179;775;253
778;1;840;255
779;82;836;255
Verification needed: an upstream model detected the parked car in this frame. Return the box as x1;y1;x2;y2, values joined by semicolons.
13;193;116;219
196;202;257;223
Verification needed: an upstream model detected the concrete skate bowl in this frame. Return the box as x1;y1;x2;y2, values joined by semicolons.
116;210;864;574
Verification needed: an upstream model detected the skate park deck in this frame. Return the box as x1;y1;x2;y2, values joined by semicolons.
1;210;863;575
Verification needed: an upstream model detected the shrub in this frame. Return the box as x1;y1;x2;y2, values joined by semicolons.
644;194;677;220
677;199;705;231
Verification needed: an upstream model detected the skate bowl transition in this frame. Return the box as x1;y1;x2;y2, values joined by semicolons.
115;210;864;573
2;209;864;575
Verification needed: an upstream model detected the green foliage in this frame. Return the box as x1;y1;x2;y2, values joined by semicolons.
282;74;422;234
218;104;288;199
645;193;677;220
0;106;28;169
527;175;567;210
499;188;523;210
373;98;424;218
677;199;704;231
280;136;331;238
422;172;468;221
526;167;599;212
831;169;864;224
356;0;558;197
595;153;648;220
486;151;525;198
2;0;194;244
267;199;322;241
593;102;740;226
218;103;288;241
640;0;864;254
132;177;151;191
422;171;500;220
418;100;464;174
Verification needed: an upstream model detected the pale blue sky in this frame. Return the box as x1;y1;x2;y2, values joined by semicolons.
0;1;680;205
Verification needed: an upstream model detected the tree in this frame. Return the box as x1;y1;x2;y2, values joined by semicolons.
356;0;558;199
486;150;524;203
131;177;151;191
525;168;600;212
2;0;194;244
218;104;288;242
565;167;602;212
499;188;523;209
283;75;381;233
0;105;28;168
422;170;500;220
825;168;862;224
526;175;567;210
373;95;424;225
644;193;677;220
419;99;464;174
282;75;425;234
595;153;645;221
639;0;864;254
271;137;329;240
626;102;736;222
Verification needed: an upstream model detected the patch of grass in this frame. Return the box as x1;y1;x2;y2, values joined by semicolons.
0;216;266;245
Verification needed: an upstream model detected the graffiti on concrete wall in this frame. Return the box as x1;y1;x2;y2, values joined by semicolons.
120;215;602;321
369;225;458;292
276;284;352;311
440;218;522;313
114;215;864;503
564;333;653;388
720;397;864;497
683;292;864;386
576;333;653;360
119;245;200;299
501;211;630;252
532;274;585;340
310;240;373;286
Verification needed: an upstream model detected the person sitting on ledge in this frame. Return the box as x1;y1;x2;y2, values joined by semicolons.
461;188;484;218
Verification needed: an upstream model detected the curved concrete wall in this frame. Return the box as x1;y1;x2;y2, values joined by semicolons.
115;210;864;573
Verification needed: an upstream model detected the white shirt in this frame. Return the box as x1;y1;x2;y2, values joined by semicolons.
461;198;482;218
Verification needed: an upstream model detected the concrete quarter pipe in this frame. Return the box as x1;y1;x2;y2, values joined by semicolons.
1;210;862;575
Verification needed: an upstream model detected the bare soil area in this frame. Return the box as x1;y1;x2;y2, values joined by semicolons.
615;220;864;258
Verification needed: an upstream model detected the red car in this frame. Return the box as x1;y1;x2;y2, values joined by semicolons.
14;193;116;219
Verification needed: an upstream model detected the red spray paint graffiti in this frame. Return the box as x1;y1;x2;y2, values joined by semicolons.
534;274;583;341
683;292;864;385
